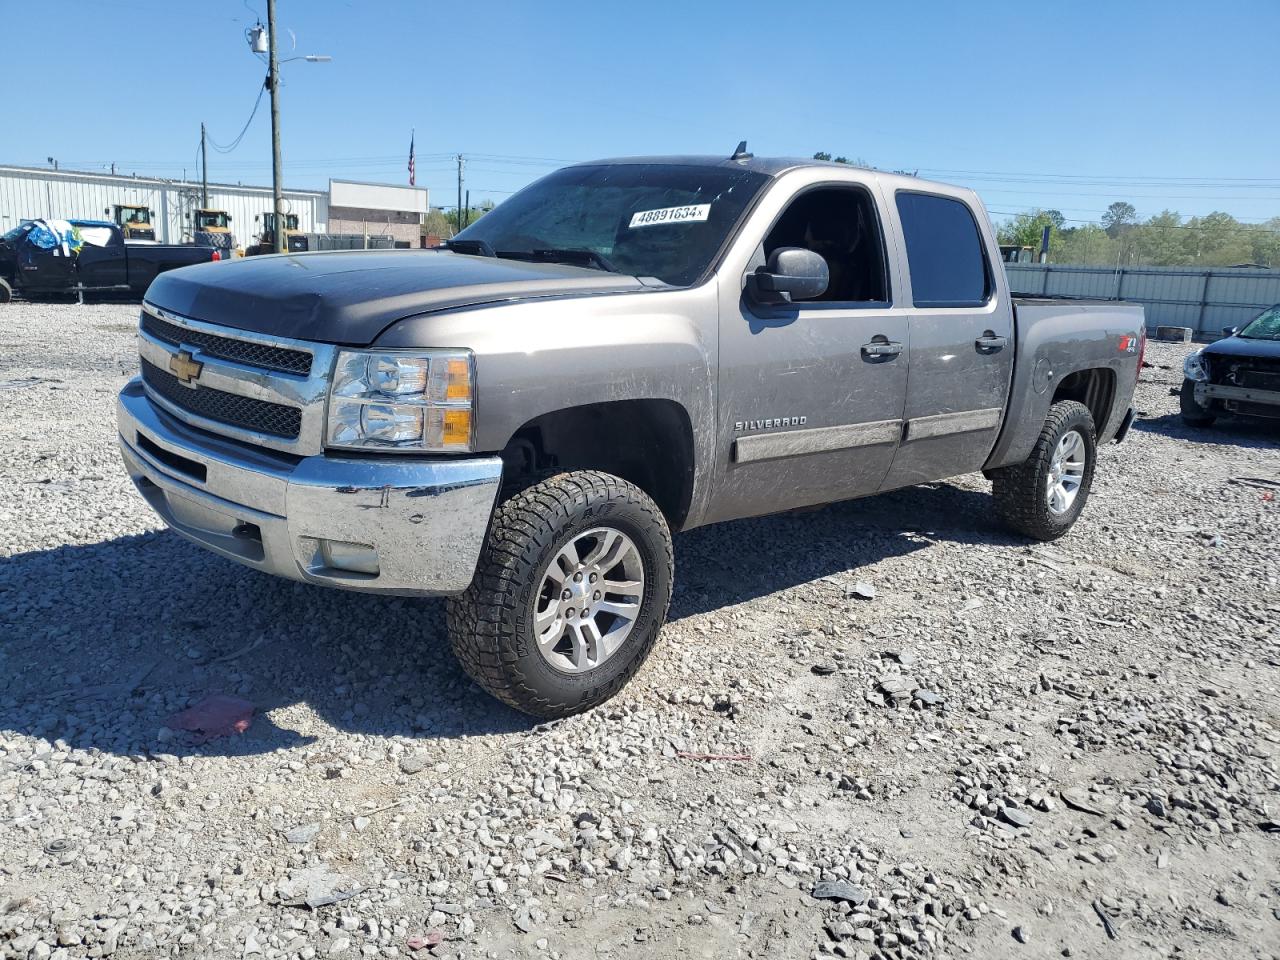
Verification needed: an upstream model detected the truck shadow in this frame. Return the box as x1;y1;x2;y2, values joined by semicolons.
1133;412;1280;448
0;481;1012;759
670;480;1018;619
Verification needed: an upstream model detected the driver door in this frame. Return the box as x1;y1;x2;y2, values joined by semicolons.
705;176;910;524
75;226;128;289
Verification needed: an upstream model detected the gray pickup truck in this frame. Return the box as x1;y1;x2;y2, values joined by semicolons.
116;151;1144;718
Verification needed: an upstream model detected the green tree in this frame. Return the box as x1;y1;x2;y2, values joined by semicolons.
1131;210;1188;265
1102;201;1137;238
997;209;1061;250
1053;224;1117;264
1248;218;1280;267
812;152;856;165
423;208;455;238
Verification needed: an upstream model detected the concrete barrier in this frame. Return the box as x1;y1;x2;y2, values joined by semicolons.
1154;326;1193;343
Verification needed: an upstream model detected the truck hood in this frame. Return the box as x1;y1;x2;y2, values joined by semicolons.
144;249;647;345
1202;335;1280;361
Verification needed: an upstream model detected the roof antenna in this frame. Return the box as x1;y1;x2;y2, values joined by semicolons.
730;140;752;161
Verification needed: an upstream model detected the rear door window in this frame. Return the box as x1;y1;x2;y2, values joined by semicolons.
895;192;991;307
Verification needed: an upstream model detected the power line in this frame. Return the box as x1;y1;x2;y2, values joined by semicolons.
207;85;267;154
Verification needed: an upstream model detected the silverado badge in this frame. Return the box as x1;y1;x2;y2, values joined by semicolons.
169;349;203;385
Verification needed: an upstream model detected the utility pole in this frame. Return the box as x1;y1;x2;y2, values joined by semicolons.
464;189;470;230
200;123;209;208
267;0;285;253
456;155;465;233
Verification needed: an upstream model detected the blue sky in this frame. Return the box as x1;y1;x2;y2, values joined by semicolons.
6;0;1279;226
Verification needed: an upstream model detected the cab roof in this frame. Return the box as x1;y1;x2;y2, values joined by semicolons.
573;154;957;194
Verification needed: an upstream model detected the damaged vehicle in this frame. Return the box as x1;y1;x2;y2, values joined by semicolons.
116;150;1144;718
1181;304;1280;426
0;219;222;302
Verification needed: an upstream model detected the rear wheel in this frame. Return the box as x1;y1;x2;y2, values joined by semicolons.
1179;379;1216;427
0;278;11;303
991;400;1097;541
447;470;673;718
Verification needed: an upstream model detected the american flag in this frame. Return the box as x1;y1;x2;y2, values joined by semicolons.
408;131;416;186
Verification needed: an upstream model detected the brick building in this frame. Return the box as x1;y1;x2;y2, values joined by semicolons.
326;179;429;247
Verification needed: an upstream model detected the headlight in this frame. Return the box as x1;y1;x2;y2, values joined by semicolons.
326;349;473;451
1183;350;1208;382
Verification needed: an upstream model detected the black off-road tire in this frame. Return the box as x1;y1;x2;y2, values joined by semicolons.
0;278;11;303
1179;379;1217;427
446;471;674;718
991;400;1097;542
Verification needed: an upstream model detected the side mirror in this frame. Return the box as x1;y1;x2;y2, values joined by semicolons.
1222;326;1238;338
746;247;829;305
227;215;233;223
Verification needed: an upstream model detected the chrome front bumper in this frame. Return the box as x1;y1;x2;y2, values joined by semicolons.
117;378;503;595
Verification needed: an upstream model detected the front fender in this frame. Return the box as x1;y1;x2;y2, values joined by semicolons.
373;285;719;523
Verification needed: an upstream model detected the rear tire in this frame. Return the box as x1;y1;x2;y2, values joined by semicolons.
1179;379;1216;427
991;400;1097;541
0;278;11;303
446;471;673;719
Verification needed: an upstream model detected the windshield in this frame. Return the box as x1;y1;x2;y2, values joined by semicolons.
1239;304;1280;340
196;211;229;229
452;163;770;286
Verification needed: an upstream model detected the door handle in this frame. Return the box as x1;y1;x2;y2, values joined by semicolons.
975;332;1008;352
861;340;903;359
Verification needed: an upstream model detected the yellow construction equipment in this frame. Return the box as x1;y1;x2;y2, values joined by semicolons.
246;212;309;255
111;204;156;241
191;208;240;257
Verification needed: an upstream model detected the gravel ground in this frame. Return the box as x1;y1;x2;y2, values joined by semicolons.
1;301;1278;960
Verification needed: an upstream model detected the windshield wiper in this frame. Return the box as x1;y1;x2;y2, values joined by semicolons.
497;248;619;273
443;238;496;258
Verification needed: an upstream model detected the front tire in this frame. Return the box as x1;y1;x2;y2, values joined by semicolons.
1179;379;1216;427
447;471;674;718
0;277;11;303
991;400;1097;541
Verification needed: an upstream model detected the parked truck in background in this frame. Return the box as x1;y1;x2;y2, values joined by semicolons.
0;219;223;301
117;151;1143;718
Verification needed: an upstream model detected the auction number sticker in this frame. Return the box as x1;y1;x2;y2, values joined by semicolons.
628;204;711;228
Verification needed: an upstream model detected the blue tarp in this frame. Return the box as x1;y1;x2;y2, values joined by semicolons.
25;219;81;256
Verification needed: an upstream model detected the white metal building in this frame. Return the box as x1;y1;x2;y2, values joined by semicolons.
0;164;328;245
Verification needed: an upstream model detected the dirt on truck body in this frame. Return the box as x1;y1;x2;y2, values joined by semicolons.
116;149;1144;718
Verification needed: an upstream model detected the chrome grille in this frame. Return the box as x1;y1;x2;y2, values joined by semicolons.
136;302;337;456
141;311;312;375
141;359;302;438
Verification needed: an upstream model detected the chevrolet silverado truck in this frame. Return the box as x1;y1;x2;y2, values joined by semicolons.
0;219;223;302
116;152;1144;718
1180;303;1280;426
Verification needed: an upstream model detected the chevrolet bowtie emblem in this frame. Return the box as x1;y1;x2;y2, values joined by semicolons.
169;349;203;384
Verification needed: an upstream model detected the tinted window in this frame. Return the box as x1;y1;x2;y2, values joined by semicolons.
454;163;769;286
896;192;991;307
763;187;889;303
